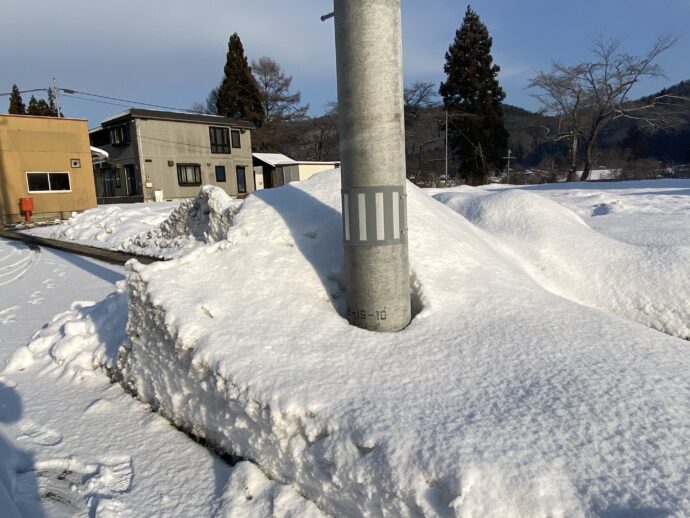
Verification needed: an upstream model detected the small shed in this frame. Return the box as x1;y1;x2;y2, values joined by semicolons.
252;153;340;190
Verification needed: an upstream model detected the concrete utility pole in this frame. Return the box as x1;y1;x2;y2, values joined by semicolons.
332;0;411;332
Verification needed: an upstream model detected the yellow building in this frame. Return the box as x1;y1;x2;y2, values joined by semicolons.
0;114;97;224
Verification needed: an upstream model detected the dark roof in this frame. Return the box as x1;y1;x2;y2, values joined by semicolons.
100;108;254;129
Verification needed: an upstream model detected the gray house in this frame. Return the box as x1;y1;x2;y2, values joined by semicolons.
90;109;254;203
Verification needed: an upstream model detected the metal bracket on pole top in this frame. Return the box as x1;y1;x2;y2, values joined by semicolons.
321;11;334;21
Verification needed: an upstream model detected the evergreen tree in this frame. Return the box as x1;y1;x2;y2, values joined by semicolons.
26;95;52;116
8;84;26;114
440;5;508;185
46;87;60;116
216;33;264;127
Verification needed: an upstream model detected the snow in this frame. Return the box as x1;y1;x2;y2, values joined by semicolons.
5;173;690;516
104;171;689;516
0;238;319;516
26;201;178;250
253;152;299;166
26;185;242;258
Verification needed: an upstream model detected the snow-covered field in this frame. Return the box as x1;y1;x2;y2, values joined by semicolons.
25;186;242;259
4;174;690;516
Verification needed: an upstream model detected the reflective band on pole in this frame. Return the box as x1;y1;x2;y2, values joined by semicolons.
375;192;385;241
392;190;400;240
342;186;407;246
343;193;350;241
358;193;367;241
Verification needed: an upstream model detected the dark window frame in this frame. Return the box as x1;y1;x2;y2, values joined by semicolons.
231;130;241;149
177;163;202;186
209;126;231;154
26;171;72;193
109;124;130;146
236;166;247;194
215;165;227;182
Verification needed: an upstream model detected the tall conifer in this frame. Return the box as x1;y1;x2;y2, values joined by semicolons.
216;33;264;127
8;84;26;114
440;6;508;184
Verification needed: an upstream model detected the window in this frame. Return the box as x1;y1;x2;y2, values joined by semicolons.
236;166;247;194
27;172;71;193
215;165;226;182
109;124;130;146
125;165;137;195
209;126;230;154
177;164;201;186
231;130;241;149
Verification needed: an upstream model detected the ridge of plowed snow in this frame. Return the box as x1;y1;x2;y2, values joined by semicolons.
120;185;242;257
435;188;690;339
114;170;690;516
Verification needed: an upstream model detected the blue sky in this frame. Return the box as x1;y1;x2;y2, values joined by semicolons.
2;0;689;127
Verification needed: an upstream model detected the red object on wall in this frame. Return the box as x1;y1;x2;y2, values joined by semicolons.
19;197;34;222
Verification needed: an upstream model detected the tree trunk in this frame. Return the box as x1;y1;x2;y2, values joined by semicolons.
580;137;595;181
580;116;602;182
566;132;578;182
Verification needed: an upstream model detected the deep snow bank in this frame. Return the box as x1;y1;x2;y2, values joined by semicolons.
118;171;690;516
40;202;176;246
434;189;690;339
28;186;241;258
122;185;242;257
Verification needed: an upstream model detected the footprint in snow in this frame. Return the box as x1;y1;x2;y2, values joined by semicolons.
0;306;18;325
28;291;44;305
83;398;115;414
16;420;63;446
15;456;133;516
42;279;56;289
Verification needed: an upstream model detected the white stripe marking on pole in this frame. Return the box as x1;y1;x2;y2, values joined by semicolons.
343;193;350;241
358;193;367;241
392;191;400;239
375;192;385;240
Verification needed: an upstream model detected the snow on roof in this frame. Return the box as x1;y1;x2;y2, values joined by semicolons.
252;153;298;166
90;146;109;159
100;110;131;125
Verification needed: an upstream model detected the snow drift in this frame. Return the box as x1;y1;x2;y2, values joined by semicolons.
43;202;176;247
30;185;242;258
121;185;242;257
434;188;690;339
114;171;690;516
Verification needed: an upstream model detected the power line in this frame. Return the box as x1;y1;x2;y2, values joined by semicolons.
0;88;49;96
61;94;133;109
59;88;194;113
1;85;195;113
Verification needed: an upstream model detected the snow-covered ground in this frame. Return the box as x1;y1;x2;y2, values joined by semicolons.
25;186;243;259
0;239;321;516
5;174;690;516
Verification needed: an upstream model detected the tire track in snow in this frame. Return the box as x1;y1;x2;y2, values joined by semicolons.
0;240;40;287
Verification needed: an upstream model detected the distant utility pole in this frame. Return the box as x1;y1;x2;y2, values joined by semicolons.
52;77;61;116
444;110;448;179
503;149;513;175
330;0;411;332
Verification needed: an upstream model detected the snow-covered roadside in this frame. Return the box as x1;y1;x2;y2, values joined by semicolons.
76;171;688;516
25;201;178;249
0;238;323;516
24;185;243;259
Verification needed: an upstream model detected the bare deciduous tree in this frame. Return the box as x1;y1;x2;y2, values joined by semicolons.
530;35;678;181
252;56;309;123
404;81;438;123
